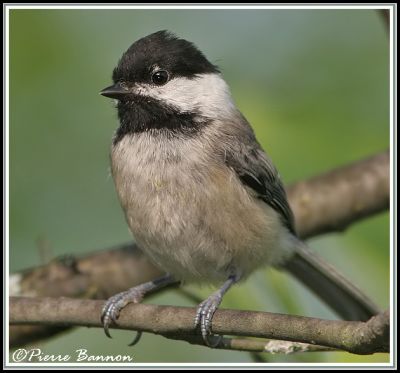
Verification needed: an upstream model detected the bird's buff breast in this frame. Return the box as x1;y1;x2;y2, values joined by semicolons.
111;133;287;284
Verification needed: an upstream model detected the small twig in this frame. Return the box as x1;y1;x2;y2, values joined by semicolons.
36;236;53;265
163;334;334;354
250;352;269;362
262;340;334;354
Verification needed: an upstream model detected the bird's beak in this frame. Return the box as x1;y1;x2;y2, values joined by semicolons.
100;83;129;99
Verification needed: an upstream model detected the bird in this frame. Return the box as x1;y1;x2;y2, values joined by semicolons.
99;30;379;346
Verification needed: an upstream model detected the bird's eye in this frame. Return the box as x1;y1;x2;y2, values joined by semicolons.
151;70;169;85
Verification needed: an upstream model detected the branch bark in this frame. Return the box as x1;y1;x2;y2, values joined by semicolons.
10;297;389;355
9;150;390;348
288;151;389;238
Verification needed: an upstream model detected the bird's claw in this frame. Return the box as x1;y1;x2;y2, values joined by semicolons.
194;293;223;347
101;289;143;339
128;331;143;346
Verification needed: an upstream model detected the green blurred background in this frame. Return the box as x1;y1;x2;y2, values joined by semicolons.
9;9;390;363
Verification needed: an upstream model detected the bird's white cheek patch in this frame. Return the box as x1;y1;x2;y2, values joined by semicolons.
135;73;236;118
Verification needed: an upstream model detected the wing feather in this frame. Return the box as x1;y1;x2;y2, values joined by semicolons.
221;117;296;234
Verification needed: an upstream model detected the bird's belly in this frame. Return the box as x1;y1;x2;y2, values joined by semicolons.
111;136;289;284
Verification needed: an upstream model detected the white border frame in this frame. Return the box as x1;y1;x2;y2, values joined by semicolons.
4;3;396;369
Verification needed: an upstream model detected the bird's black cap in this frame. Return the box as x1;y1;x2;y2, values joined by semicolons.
101;31;218;141
111;30;219;84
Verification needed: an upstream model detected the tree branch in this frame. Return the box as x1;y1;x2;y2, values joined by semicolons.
10;297;389;355
162;334;334;354
9;150;389;347
288;151;389;238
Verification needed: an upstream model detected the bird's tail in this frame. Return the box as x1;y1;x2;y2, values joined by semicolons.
281;241;380;321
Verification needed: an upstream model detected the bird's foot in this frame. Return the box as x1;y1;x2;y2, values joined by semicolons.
194;292;224;347
100;274;175;345
101;287;144;339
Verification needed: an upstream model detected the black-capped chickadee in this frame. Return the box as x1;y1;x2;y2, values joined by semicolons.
100;30;379;346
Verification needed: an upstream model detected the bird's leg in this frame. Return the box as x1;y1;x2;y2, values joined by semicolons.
194;273;240;347
101;273;176;340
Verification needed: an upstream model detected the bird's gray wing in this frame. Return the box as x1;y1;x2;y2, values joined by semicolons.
222;121;296;235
